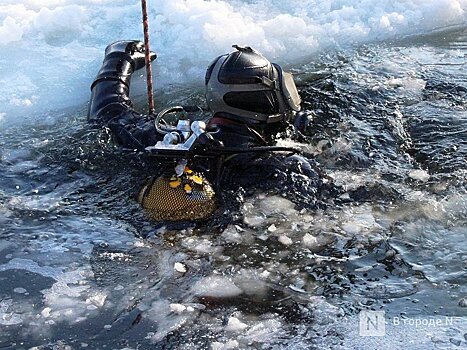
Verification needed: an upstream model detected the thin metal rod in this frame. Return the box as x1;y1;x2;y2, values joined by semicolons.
141;0;155;115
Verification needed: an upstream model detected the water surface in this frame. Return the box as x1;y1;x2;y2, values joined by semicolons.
0;28;466;349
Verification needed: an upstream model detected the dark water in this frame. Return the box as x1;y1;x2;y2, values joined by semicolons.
0;28;466;349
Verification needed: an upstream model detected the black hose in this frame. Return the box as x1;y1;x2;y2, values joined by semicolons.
201;145;302;155
154;106;184;135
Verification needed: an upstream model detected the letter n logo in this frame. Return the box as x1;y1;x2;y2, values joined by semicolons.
359;310;386;336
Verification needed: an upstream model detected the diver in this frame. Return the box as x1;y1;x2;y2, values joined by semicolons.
88;40;321;221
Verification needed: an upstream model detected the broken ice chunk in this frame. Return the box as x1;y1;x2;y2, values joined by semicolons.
169;303;187;314
267;224;277;232
174;262;187;273
192;276;242;298
225;317;248;332
278;235;293;246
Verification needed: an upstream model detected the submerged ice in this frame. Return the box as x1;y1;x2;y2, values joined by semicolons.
0;0;466;120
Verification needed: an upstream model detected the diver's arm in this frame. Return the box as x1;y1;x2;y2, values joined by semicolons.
88;40;161;150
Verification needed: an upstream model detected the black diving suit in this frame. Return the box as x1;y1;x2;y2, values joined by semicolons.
87;40;330;213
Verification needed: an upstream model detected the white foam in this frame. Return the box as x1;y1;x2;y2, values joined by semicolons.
0;0;465;120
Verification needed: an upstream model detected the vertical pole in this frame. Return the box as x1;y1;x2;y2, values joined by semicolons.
141;0;155;115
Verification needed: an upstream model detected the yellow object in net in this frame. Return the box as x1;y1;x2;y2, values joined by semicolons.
137;174;216;221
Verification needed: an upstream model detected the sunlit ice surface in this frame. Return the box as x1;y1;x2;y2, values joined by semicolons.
0;0;466;120
0;1;466;349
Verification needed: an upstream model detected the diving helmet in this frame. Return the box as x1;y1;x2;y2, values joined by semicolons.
205;45;301;124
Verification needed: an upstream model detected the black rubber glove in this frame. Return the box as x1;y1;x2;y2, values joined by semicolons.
104;40;157;71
